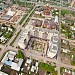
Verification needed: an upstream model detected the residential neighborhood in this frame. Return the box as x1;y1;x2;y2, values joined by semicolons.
0;0;75;75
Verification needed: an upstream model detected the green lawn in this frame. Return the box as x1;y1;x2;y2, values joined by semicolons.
60;67;65;75
39;62;57;75
61;10;70;16
16;50;24;59
17;1;35;8
19;15;27;25
5;31;13;38
61;9;75;16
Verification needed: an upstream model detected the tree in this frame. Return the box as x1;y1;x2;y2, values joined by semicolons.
39;62;56;73
16;50;24;59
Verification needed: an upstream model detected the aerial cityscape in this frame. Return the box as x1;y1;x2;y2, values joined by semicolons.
0;0;75;75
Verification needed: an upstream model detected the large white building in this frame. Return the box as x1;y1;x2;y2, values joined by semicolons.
18;25;59;58
1;51;23;71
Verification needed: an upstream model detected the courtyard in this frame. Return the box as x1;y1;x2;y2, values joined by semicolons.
61;53;71;65
28;37;48;53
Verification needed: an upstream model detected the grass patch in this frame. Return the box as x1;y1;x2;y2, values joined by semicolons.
61;9;75;16
23;7;35;27
16;50;24;59
39;62;56;74
10;30;21;46
19;15;27;25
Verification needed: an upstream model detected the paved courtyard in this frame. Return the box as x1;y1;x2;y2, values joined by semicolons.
61;53;71;65
27;37;48;55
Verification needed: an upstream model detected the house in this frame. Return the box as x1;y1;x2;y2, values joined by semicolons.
0;71;8;75
32;19;42;27
70;26;75;30
43;19;57;29
30;61;39;73
0;36;7;43
62;48;70;53
43;4;50;15
54;16;59;23
63;69;73;75
8;27;13;32
34;11;41;17
1;8;15;21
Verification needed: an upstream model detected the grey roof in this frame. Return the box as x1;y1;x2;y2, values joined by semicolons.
1;15;12;20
